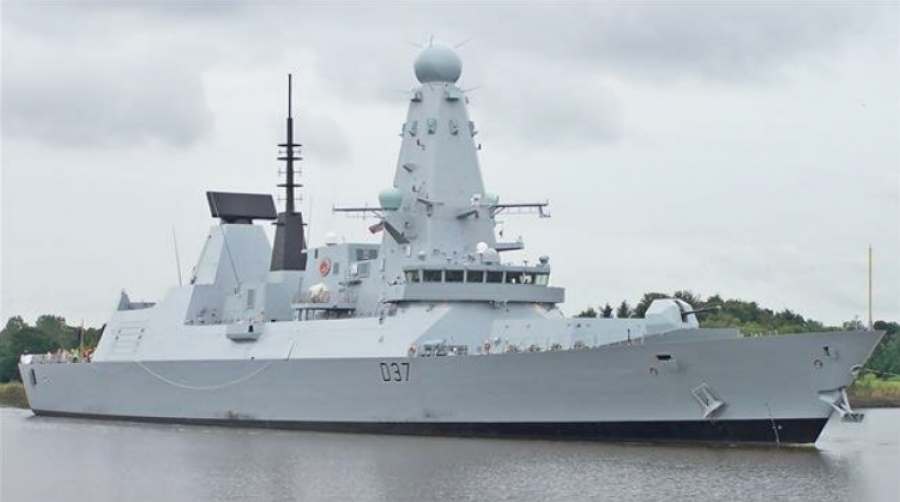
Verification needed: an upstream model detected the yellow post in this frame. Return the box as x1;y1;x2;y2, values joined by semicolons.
868;245;873;330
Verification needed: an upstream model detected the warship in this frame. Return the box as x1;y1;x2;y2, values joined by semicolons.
19;43;882;444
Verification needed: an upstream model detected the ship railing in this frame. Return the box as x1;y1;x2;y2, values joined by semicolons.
471;334;650;355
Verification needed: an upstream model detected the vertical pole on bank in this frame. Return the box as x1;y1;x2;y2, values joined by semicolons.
867;245;873;330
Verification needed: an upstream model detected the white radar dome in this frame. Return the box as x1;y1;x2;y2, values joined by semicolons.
476;241;489;254
482;248;500;264
414;43;462;84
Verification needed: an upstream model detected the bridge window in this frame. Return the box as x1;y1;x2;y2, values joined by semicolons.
486;271;503;283
405;270;420;283
445;270;464;283
466;270;484;283
356;248;378;261
535;273;549;286
505;271;523;284
423;270;443;283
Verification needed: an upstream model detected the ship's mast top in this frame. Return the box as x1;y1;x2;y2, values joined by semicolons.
270;74;307;272
279;74;301;214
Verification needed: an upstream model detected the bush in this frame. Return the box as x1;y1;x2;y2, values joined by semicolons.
0;382;29;408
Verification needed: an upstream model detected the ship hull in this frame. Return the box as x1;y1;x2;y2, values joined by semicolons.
29;411;829;444
19;330;879;445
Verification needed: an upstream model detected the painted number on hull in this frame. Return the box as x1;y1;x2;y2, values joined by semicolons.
380;362;410;382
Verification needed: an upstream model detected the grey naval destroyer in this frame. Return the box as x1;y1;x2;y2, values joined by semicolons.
20;43;883;444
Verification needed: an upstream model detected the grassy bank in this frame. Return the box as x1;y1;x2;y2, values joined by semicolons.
848;375;900;408
0;381;29;409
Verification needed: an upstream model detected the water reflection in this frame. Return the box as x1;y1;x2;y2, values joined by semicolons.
2;409;896;502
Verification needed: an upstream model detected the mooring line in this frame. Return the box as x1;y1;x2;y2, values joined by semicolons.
134;360;275;391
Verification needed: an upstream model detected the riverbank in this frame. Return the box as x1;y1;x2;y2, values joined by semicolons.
848;376;900;408
0;381;29;408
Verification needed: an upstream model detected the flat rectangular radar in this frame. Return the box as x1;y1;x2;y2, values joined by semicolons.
206;192;277;222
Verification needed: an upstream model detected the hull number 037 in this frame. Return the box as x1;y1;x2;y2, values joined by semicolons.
380;362;410;382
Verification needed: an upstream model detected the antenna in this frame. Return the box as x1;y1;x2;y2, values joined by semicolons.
278;73;302;215
172;228;183;287
454;37;473;49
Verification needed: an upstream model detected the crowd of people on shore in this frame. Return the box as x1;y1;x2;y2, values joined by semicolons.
19;347;94;365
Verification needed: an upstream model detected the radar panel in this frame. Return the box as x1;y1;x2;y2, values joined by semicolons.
206;192;277;223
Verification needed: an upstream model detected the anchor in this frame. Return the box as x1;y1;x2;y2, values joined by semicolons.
818;387;865;423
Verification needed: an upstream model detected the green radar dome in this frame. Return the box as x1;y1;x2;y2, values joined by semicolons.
378;187;403;211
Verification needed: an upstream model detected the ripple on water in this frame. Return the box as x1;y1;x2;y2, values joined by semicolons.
2;408;897;502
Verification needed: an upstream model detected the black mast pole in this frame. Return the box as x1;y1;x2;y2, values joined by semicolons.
285;74;295;214
271;73;307;271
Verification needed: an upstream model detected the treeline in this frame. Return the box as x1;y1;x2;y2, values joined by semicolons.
576;291;900;378
0;316;103;382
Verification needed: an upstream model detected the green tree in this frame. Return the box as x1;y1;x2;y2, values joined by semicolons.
673;290;702;307
616;300;633;319
82;325;105;348
35;315;78;349
867;321;900;376
600;303;614;318
0;327;57;382
576;307;598;318
4;316;27;333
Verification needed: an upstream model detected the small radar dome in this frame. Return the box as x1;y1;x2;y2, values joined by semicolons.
414;42;462;84
476;241;489;254
378;187;403;211
482;248;500;264
325;232;339;246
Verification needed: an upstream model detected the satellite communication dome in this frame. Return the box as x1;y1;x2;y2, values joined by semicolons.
482;248;500;264
414;42;462;84
378;187;403;211
476;241;489;254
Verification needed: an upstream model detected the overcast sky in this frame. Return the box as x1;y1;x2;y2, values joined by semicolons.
2;2;898;327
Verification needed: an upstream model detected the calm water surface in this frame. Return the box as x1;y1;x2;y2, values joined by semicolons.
2;408;898;501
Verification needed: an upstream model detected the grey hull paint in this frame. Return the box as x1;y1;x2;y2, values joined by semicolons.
20;330;879;444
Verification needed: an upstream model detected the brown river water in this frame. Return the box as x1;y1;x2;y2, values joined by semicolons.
1;407;898;501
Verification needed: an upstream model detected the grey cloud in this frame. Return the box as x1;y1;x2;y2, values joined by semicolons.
295;113;352;165
1;3;892;150
2;5;219;149
469;4;887;82
475;60;622;146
